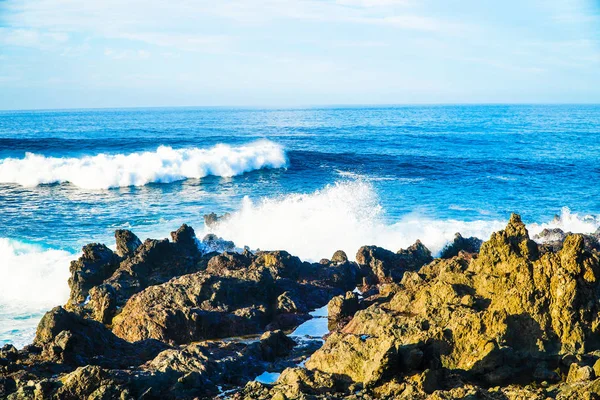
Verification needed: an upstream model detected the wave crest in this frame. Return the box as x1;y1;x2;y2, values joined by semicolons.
205;182;600;262
0;140;287;189
205;181;500;261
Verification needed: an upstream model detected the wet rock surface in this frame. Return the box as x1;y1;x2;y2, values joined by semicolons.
6;215;600;399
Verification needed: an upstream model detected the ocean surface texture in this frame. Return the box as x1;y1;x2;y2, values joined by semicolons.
1;105;599;347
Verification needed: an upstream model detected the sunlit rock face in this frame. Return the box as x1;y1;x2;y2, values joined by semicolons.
241;214;600;399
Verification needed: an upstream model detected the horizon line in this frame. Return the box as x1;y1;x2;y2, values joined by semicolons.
2;102;600;113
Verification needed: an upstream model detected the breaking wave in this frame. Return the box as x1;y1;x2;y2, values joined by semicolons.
0;238;74;348
205;181;600;262
0;140;287;189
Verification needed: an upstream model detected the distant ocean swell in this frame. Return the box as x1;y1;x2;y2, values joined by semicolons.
0;140;287;189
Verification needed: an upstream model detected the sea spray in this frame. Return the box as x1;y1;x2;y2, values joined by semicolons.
204;181;600;262
0;140;287;189
0;238;74;347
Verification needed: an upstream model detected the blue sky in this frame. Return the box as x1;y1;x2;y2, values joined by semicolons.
0;0;599;109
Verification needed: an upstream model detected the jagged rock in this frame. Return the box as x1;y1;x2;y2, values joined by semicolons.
276;291;301;314
170;224;198;249
67;244;119;307
54;365;108;400
566;363;595;383
34;306;166;368
440;233;483;258
0;345;18;362
331;250;348;264
111;267;277;343
252;250;305;280
203;212;230;228
248;213;600;398
199;233;235;253
534;227;568;243
259;330;295;361
327;291;359;321
86;284;117;324
305;332;399;385
102;224;204;305
312;260;361;293
206;251;253;274
14;215;600;399
356;240;432;284
114;229;142;258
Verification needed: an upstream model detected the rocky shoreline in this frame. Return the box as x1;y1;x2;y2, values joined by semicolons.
2;215;600;399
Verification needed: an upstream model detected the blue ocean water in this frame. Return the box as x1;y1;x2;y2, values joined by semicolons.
1;104;600;346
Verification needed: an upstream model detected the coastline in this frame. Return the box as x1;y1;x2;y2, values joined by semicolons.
2;214;600;399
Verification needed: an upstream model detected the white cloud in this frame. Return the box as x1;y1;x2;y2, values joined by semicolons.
1;0;466;50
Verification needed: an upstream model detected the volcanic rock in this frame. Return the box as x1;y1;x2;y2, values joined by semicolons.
356;240;432;284
114;229;142;258
440;233;483;258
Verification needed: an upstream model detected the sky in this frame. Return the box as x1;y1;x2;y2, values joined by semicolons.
0;0;599;109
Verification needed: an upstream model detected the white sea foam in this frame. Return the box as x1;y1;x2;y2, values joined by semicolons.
205;182;600;262
529;207;599;240
0;238;74;347
0;140;287;189
204;181;504;261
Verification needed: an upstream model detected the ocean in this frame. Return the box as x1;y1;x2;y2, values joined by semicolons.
1;104;599;347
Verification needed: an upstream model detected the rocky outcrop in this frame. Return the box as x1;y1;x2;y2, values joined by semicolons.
203;212;230;228
111;267;277;343
356;240;432;284
240;214;600;399
67;244;119;308
114;229;142;257
8;215;600;399
327;291;359;322
33;306;167;368
66;224;210;324
440;232;483;258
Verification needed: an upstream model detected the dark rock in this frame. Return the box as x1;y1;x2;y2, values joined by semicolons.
203;212;230;228
259;330;295;361
0;344;18;362
87;284;117;324
206;251;253;274
103;225;204;306
534;228;567;243
114;229;142;258
356;240;432;284
276;291;301;314
67;244;119;307
0;377;16;397
440;233;483;258
34;306;166;367
252;251;304;280
328;291;359;321
397;240;433;270
199;233;236;253
170;224;198;250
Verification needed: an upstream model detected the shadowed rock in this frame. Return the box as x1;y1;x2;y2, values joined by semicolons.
356;240;432;284
114;229;142;258
440;233;483;258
